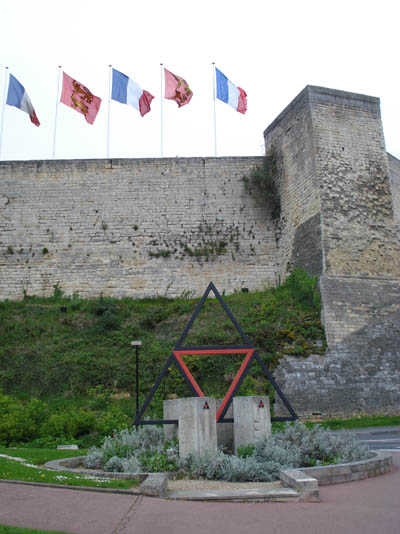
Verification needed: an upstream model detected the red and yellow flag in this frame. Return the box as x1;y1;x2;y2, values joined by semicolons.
164;68;193;108
60;72;102;124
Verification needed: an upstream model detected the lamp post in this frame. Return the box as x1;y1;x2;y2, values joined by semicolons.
131;340;142;424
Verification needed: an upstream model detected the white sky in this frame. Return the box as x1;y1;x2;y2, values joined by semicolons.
0;0;399;161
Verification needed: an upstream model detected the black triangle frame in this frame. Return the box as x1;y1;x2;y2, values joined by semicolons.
134;282;298;426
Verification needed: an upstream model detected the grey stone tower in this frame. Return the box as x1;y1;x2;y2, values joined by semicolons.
265;86;400;417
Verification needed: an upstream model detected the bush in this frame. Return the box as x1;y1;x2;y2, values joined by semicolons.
0;392;47;445
93;408;130;436
283;268;321;309
40;408;97;439
179;422;369;482
84;426;179;473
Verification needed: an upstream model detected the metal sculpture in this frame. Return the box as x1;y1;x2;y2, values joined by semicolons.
134;282;297;426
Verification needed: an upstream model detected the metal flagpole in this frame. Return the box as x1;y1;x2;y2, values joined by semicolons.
107;65;112;159
52;66;62;159
0;67;9;161
160;63;164;157
212;62;217;157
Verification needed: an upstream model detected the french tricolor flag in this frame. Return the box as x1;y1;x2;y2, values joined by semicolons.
215;67;247;114
6;74;40;126
111;69;154;117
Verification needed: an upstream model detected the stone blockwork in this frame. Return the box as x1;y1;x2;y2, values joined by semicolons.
311;87;400;279
389;153;400;223
266;86;400;417
264;88;322;280
0;157;277;300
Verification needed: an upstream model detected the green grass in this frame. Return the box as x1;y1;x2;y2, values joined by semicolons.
0;448;139;490
318;414;400;430
0;526;72;534
271;414;400;433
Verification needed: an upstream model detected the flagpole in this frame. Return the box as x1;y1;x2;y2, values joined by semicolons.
52;66;61;159
0;66;9;161
107;65;112;159
160;63;164;157
212;62;217;157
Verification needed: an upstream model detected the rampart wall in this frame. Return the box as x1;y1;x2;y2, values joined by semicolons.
0;157;277;300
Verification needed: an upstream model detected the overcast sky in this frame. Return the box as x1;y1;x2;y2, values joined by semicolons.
0;0;399;161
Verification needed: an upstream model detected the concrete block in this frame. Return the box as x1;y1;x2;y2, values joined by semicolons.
140;473;169;497
233;396;271;454
177;397;217;458
163;399;179;441
280;469;318;492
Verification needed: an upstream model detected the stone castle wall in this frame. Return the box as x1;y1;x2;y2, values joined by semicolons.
0;157;278;300
389;153;400;223
1;85;400;417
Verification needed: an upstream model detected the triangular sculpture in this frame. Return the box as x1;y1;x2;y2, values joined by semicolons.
134;282;298;426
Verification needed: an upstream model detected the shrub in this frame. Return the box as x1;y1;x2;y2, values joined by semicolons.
85;449;104;469
93;407;130;436
104;456;124;472
179;422;369;482
0;392;46;445
85;425;178;473
40;408;97;439
283;268;321;309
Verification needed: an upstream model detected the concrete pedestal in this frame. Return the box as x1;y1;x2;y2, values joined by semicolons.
233;396;271;454
164;397;217;458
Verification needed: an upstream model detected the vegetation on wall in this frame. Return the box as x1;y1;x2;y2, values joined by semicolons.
0;269;325;446
242;150;281;218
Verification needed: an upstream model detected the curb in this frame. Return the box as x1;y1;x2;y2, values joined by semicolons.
40;450;393;502
0;478;140;495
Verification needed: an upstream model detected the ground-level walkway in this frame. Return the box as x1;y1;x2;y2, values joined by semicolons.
0;452;399;534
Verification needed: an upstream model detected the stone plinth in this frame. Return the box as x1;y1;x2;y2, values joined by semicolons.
233;396;271;454
165;397;217;458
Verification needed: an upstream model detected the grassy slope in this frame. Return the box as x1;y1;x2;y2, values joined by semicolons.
0;270;325;420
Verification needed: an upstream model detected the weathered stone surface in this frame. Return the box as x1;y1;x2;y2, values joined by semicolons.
174;397;217;458
300;451;392;485
389;153;400;223
265;86;400;418
0;157;277;300
233;396;271;454
140;473;169;497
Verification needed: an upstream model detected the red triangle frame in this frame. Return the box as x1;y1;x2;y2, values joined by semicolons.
173;348;255;422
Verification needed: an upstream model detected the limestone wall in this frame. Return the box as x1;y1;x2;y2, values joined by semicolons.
0;157;277;300
265;86;400;418
264;88;322;280
311;87;400;279
389;153;400;223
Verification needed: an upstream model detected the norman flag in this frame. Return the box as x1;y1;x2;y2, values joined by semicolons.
60;72;102;124
164;68;193;108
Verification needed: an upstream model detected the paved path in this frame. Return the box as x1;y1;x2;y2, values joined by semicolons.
0;452;399;534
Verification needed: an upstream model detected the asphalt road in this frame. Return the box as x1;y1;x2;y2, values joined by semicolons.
350;426;400;451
